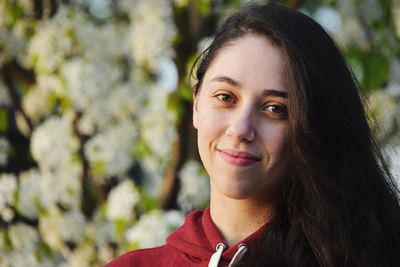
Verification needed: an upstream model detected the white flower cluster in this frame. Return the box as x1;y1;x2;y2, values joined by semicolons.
367;90;398;141
129;0;176;70
0;173;17;222
0;224;55;267
125;209;184;249
0;0;183;265
0;1;32;67
178;160;210;213
85;121;138;181
18;168;81;219
76;83;144;135
27;7;77;74
39;207;87;250
31;114;80;173
337;0;367;47
61;58;121;111
140;87;178;160
106;179;140;221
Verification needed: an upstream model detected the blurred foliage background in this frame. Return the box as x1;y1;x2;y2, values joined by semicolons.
0;0;399;266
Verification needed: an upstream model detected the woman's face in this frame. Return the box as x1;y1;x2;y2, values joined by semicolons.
193;34;289;201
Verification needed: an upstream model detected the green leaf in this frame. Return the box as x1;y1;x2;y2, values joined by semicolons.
195;0;211;16
0;109;8;133
92;160;106;177
365;52;389;91
114;219;128;239
139;193;159;212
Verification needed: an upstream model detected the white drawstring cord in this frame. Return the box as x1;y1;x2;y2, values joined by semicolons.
208;243;248;267
228;244;248;267
208;243;226;267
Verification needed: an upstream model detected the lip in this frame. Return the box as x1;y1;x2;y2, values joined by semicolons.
217;148;261;167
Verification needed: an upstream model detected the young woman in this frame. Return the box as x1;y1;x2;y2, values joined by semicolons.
106;3;400;267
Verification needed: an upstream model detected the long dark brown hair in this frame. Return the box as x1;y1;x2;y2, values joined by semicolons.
192;3;400;267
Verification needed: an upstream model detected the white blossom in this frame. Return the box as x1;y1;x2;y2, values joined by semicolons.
22;74;65;123
74;17;130;60
367;91;397;141
1;223;56;267
0;18;30;67
140;87;177;159
18;167;81;218
8;224;39;252
125;209;184;248
78;82;145;135
0;174;17;220
36;74;65;95
46;169;82;210
0;207;14;223
86;121;137;179
39;207;86;251
107;83;145;121
337;0;368;47
63;211;87;242
30;114;79;172
106;180;140;221
27;7;76;74
84;218;117;263
129;0;176;69
93;220;117;246
18;169;47;218
22;85;54;123
178;160;210;212
59;242;96;267
61;58;121;111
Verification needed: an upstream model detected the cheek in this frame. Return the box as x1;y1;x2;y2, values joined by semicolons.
197;110;222;144
196;102;226;135
261;124;287;158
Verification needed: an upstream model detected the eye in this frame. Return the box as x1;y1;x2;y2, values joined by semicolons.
263;104;287;118
264;105;286;113
216;93;235;103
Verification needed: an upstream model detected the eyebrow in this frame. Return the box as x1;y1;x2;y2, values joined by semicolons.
210;75;288;98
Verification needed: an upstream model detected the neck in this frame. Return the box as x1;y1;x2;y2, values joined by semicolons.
210;188;275;246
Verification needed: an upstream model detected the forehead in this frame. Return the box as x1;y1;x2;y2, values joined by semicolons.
203;34;288;92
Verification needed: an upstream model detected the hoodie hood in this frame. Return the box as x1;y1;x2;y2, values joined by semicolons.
166;208;267;266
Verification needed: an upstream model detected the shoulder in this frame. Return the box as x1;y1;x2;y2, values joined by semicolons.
104;245;177;267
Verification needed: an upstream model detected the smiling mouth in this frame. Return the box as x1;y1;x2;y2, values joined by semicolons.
217;148;261;167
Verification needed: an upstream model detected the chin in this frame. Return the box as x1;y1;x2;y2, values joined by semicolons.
215;181;263;200
213;176;281;201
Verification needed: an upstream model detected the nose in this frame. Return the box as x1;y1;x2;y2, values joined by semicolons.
225;106;255;142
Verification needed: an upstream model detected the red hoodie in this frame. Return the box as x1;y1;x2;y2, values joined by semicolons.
105;208;267;267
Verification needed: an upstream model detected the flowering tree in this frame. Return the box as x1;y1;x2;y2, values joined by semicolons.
0;0;399;266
